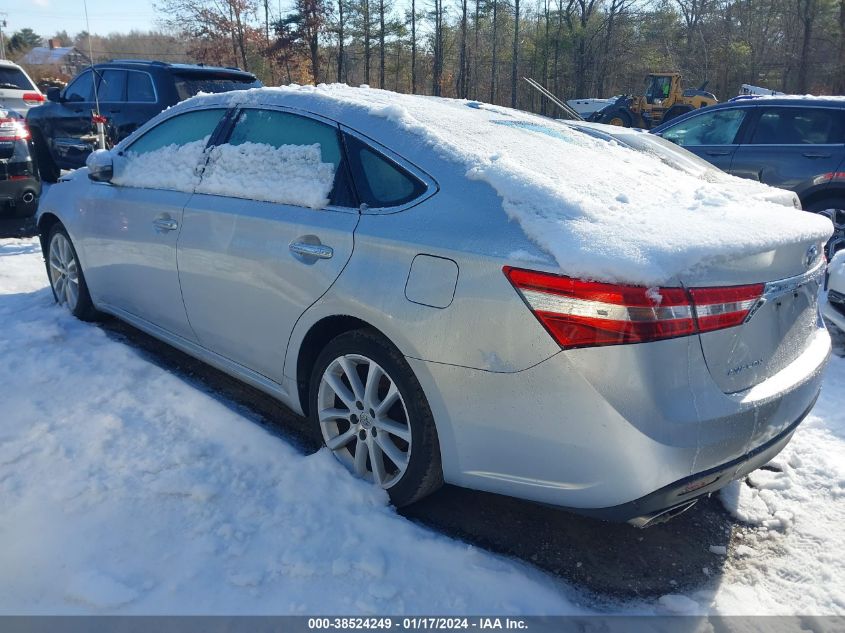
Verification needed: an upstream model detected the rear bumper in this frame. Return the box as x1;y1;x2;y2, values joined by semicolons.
0;177;40;217
409;326;830;516
577;397;815;525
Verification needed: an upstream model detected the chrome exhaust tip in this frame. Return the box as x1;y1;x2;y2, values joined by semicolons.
628;499;698;528
22;191;36;204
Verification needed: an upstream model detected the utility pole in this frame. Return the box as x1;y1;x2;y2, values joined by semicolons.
0;14;8;60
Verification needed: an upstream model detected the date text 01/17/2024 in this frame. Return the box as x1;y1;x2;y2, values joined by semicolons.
307;618;529;630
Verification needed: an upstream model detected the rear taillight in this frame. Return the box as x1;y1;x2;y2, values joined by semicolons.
688;284;764;333
0;118;30;141
503;266;764;349
22;92;45;105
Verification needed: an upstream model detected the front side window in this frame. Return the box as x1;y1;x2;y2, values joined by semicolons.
64;71;95;103
750;107;845;145
112;108;226;191
197;108;352;209
126;108;225;155
662;108;747;146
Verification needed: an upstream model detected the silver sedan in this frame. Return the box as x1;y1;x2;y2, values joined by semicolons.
37;87;831;526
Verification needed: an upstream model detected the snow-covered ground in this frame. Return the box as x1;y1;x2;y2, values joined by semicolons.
1;236;843;614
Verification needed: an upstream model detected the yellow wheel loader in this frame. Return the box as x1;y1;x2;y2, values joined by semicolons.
589;72;718;129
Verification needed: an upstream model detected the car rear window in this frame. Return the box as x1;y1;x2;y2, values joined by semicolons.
173;73;261;101
0;67;35;91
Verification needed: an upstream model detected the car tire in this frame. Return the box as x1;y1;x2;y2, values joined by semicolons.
46;224;99;321
309;328;443;506
663;105;693;124
806;197;845;259
31;131;60;183
600;107;633;128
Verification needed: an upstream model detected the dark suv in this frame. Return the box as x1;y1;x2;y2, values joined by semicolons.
652;97;845;256
0;109;40;218
26;60;262;182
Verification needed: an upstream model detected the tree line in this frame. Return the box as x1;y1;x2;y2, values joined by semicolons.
7;0;844;113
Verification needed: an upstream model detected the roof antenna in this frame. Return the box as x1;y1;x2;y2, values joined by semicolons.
83;0;106;149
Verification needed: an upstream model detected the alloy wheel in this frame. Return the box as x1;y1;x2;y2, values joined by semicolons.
49;232;80;312
317;354;412;488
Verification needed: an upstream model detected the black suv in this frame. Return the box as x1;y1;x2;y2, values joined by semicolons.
0;109;40;218
652;97;845;256
26;60;262;182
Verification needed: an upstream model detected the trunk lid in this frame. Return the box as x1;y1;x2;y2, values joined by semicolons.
683;238;827;393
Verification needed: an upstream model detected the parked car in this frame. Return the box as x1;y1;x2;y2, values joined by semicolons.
822;250;845;342
36;88;831;527
0;59;45;115
0;109;40;218
652;97;845;258
563;120;802;209
26;60;262;182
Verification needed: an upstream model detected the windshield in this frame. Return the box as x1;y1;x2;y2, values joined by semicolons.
645;76;671;103
173;73;262;101
0;67;35;91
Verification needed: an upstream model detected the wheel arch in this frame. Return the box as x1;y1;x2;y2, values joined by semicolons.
293;314;397;417
800;186;845;211
36;211;63;255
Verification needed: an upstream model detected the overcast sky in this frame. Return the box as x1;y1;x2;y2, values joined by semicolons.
2;0;160;39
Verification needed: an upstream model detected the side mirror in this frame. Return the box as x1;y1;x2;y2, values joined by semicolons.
86;149;113;182
46;87;63;103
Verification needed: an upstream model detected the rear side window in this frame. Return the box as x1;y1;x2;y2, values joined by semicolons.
64;71;95;102
97;69;126;102
345;134;426;208
750;107;845;145
662;108;747;146
173;73;261;101
0;67;35;91
127;71;156;102
126;108;225;155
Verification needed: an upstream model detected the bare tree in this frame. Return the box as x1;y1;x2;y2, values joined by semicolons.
490;0;498;102
511;0;520;107
796;0;819;93
837;0;845;93
432;0;444;95
379;0;386;87
410;0;418;92
457;0;468;97
336;0;346;81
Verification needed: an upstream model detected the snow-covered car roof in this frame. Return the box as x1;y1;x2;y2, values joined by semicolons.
135;84;832;286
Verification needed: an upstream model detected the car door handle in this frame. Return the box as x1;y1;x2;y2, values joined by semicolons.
153;218;179;232
802;152;831;159
705;150;731;156
289;242;333;259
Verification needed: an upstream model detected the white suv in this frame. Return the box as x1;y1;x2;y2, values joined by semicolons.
0;60;44;115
